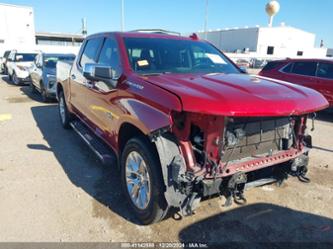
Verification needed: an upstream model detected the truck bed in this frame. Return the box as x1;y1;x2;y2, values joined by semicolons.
56;60;73;85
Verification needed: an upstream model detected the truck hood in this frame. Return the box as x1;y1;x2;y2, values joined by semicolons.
142;73;329;116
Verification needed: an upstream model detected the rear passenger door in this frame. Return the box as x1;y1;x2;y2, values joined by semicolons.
285;61;318;89
316;62;333;106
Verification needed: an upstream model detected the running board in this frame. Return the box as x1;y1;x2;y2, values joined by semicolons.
70;120;116;166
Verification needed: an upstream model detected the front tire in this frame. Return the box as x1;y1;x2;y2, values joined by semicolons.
121;137;169;225
41;86;49;102
12;72;20;85
30;82;36;93
58;90;71;129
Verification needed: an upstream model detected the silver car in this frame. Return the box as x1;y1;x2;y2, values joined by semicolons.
30;53;75;102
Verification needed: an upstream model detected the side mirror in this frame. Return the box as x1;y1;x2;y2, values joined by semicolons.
239;66;248;74
83;63;115;85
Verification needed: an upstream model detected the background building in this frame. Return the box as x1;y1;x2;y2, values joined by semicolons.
0;3;83;56
198;25;328;60
35;32;84;53
0;3;35;54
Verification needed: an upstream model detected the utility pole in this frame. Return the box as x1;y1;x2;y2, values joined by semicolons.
204;0;208;39
121;0;125;31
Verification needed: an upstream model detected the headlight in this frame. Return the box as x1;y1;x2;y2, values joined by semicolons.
46;74;55;78
48;81;55;88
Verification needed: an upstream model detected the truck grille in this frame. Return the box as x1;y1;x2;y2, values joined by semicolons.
221;117;293;163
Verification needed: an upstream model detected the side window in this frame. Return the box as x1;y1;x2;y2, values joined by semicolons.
97;38;121;77
282;63;293;73
292;62;317;76
317;63;333;80
261;61;284;71
79;38;103;68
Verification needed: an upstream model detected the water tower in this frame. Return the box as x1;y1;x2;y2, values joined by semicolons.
265;1;280;27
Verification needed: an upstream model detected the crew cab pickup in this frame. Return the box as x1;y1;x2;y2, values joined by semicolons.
56;32;328;224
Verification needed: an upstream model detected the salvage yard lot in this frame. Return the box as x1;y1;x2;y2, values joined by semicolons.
0;75;333;245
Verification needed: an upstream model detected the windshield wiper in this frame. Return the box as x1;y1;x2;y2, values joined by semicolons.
141;72;172;76
141;73;162;76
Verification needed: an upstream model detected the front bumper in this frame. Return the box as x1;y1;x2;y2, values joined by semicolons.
45;78;57;97
16;69;30;80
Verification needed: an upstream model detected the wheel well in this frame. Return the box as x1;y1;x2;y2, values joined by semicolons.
56;83;63;96
118;123;148;153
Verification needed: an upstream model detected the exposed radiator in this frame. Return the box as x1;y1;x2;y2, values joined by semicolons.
221;117;293;162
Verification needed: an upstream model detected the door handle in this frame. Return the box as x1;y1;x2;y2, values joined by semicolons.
71;74;76;80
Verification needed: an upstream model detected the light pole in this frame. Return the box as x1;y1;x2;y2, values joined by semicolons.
121;0;125;31
204;0;208;39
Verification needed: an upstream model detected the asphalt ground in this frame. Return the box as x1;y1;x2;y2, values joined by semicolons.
0;75;332;248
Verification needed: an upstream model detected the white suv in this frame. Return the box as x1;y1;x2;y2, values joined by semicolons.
7;50;37;85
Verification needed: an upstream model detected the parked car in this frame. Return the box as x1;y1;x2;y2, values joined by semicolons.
56;32;328;224
235;59;251;68
259;58;333;107
30;53;75;102
6;50;37;85
250;58;269;69
0;50;11;74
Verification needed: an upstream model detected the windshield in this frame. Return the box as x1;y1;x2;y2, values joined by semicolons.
15;53;37;62
44;55;76;68
124;37;240;75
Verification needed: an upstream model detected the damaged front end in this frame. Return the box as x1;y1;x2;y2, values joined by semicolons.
154;111;314;216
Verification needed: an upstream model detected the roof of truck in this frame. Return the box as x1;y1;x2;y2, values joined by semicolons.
86;31;198;41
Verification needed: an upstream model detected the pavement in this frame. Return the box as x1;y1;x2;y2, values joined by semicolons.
0;75;333;247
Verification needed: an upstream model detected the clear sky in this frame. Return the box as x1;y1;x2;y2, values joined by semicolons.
3;0;333;47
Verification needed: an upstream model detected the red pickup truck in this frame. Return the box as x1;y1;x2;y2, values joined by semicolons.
56;31;328;224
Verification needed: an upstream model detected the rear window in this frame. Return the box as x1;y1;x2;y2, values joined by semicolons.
15;53;37;62
261;61;284;71
292;62;317;76
44;55;76;68
317;62;333;79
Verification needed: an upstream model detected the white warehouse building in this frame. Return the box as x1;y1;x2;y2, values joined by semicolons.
198;26;328;59
0;3;83;55
0;3;36;53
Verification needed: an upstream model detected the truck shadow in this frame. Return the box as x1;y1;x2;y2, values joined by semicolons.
179;203;333;249
19;84;57;103
29;105;139;224
316;110;333;123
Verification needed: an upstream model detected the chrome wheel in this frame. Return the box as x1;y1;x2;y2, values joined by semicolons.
125;151;151;210
59;96;66;124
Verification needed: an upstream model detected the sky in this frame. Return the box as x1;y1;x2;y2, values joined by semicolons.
3;0;333;48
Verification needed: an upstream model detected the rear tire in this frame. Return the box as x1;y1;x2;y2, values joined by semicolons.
58;90;71;129
121;137;169;225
